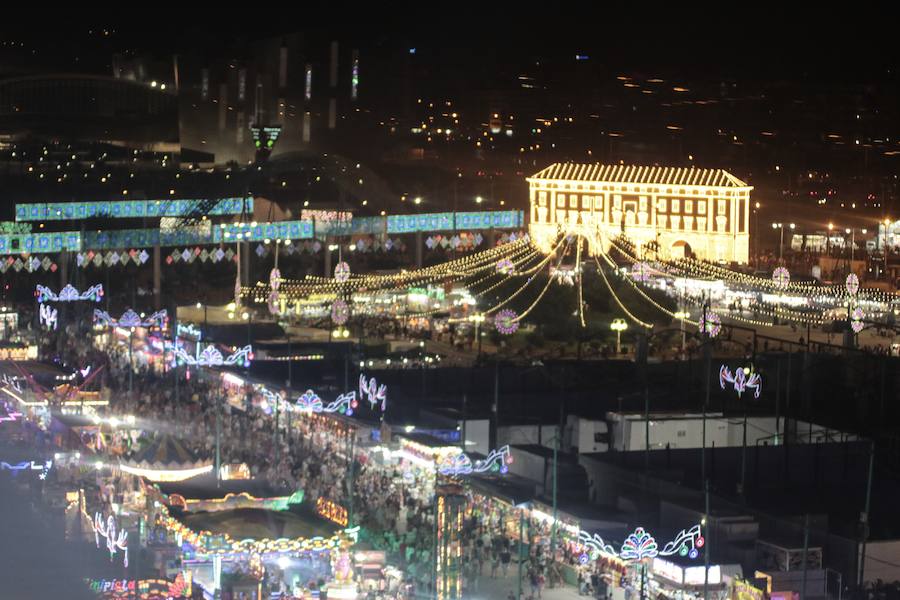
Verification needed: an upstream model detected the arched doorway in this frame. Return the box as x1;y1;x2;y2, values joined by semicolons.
671;240;692;259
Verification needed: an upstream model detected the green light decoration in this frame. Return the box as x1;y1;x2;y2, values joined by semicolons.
15;198;252;222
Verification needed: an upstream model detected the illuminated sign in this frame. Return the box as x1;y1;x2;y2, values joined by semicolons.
0;345;38;361
93;513;128;567
251;126;282;149
317;497;349;527
84;575;190;598
684;565;721;585
719;365;762;398
652;558;684;583
359;374;386;411
40;304;58;330
386;211;523;234
437;446;512;476
176;323;202;341
173;344;252;368
94;309;168;329
15;198;251;222
36;283;103;303
0;231;81;255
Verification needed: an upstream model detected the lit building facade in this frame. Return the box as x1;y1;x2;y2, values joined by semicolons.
527;163;752;264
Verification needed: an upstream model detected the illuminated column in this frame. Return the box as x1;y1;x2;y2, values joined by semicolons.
213;554;222;592
434;485;466;600
59;250;68;290
416;232;424;269
153;244;161;310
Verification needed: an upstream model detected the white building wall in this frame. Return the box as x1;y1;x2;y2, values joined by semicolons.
608;414;797;452
862;541;900;584
462;419;490;456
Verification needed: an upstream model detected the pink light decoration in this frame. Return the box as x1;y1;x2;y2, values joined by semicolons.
331;299;350;325
334;262;351;283
846;273;860;296
496;258;515;275
631;262;651;283
719;365;762;398
700;311;721;338
494;309;519;335
772;267;790;290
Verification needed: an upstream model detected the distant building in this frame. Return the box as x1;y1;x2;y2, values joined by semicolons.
0;74;179;150
527;163;753;264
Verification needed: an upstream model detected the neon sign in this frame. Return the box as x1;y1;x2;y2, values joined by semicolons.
0;460;52;479
174;344;253;368
317;497;349;527
40;303;58;330
359;374;386;411
176;323;202;340
437;445;513;476
719;365;762;398
0;373;23;393
36;283;103;303
0;403;23;423
576;525;704;564
94;309;168;329
295;390;359;416
93;513;128;567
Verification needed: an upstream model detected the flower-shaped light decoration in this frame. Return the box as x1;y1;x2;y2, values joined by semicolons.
334;262;351;283
296;390;324;412
496;258;515;275
631;262;651;283
270;268;282;291
772;267;790;290
494;309;519;335
267;291;280;315
620;527;659;561
699;311;721;338
331;299;350;325
851;307;865;334
846;273;860;296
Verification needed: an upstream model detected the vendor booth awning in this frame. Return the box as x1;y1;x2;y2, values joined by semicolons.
119;434;212;482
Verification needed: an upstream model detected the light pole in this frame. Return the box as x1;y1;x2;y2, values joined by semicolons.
674;311;690;357
128;327;134;394
611;319;628;355
753;202;760;268
845;228;866;264
827;223;834;260
772;222;796;262
468;313;485;362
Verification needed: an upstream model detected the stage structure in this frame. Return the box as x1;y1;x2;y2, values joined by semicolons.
527;163;752;264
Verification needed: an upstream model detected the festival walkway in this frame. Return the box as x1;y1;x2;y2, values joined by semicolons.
464;566;585;600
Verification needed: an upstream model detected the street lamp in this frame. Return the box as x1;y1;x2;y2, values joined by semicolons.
611;318;628;354
772;222;796;262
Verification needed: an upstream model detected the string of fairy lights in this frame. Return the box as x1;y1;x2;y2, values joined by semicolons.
599;234;831;327
268;238;532;298
235;219;897;338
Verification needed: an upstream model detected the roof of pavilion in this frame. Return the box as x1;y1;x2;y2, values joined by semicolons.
528;163;750;188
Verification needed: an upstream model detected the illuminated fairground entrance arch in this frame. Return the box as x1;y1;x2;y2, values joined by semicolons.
527;163;751;264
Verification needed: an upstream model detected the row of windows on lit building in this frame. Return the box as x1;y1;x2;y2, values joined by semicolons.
532;191;750;234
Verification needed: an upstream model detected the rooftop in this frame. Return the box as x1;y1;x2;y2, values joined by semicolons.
528;163;750;188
